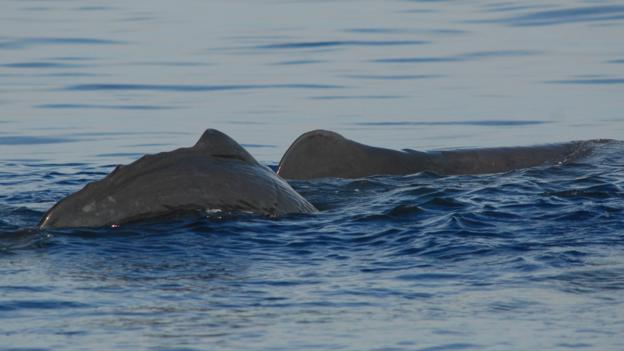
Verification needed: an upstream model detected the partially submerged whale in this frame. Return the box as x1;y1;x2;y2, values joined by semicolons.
39;129;317;228
278;130;602;180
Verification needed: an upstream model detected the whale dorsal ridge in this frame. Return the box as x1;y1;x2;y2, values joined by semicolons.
193;129;257;164
280;129;346;157
277;129;362;179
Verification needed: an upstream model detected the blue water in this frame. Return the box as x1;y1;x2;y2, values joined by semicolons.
1;0;624;350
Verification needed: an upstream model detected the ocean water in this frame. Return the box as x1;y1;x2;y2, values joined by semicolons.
1;0;624;350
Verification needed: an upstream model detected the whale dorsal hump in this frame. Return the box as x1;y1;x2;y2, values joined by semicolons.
277;129;362;179
278;129;347;165
192;129;257;164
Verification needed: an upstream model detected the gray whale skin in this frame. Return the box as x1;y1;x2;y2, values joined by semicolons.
39;129;317;228
278;130;604;180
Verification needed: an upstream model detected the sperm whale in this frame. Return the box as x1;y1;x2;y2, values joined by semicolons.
39;129;317;228
277;129;603;180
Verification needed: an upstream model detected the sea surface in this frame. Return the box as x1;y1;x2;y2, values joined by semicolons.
1;0;624;350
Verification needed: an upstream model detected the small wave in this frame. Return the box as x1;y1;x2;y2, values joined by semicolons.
344;74;443;80
75;6;114;11
0;299;91;311
374;50;538;64
255;40;429;50
35;104;176;110
95;152;145;158
353;120;547;127
240;144;275;149
0;228;50;253
545;78;624;85
490;5;624;26
2;62;88;69
344;28;466;35
483;4;555;13
544;184;621;199
0;136;75;145
354;204;424;222
538;268;624;293
395;272;464;281
0;37;126;49
310;95;404;100
64;83;345;92
271;59;326;65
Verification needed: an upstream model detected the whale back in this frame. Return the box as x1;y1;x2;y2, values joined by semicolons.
277;130;427;179
278;130;606;180
39;129;316;228
428;142;591;175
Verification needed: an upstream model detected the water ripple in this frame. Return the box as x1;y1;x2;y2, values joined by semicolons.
36;104;177;110
0;300;90;312
0;37;126;49
344;28;466;35
272;59;326;65
374;50;538;63
255;40;429;50
0;136;74;145
491;5;624;26
344;74;443;80
2;62;89;69
546;78;624;85
353;120;547;126
64;83;345;92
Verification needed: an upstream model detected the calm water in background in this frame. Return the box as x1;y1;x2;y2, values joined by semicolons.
1;0;624;350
